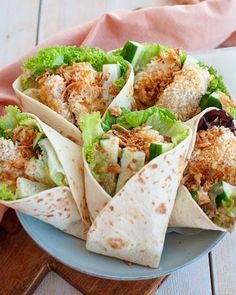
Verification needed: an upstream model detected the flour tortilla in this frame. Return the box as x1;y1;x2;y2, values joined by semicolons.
0;114;90;239
12;63;134;145
169;107;228;232
85;127;192;268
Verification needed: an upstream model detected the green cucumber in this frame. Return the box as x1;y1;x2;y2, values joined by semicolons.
33;132;45;150
100;136;119;163
120;41;144;68
149;142;174;160
116;148;145;193
210;181;236;208
16;177;50;198
199;92;222;110
190;191;198;201
182;55;198;68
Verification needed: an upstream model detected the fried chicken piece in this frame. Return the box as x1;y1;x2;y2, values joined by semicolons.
183;126;236;192
63;63;108;126
67;80;104;126
0;138;27;190
134;48;182;108
39;74;75;123
12;126;37;147
157;64;210;121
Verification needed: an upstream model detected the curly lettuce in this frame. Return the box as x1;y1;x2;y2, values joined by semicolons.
103;107;188;145
198;61;228;95
0;106;32;138
0;184;16;201
229;108;236;120
21;45;129;90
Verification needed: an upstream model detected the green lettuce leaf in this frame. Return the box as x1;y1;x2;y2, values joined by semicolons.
116;107;157;129
0;106;33;138
229;108;236;120
80;112;104;162
0;106;42;139
21;45;128;90
38;138;67;186
198;61;228;95
146;108;188;144
0;184;16;201
103;107;188;145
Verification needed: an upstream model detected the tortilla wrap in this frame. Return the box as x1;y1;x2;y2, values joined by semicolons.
169;107;232;232
0;113;90;239
12;63;134;145
85;127;192;268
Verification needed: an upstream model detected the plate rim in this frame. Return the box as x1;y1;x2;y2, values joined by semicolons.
17;211;226;281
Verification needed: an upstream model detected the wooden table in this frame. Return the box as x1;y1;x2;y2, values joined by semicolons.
0;1;235;294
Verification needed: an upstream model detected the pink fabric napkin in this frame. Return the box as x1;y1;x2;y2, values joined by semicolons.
0;0;236;222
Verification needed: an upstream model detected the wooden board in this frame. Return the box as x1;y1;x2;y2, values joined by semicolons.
0;209;167;295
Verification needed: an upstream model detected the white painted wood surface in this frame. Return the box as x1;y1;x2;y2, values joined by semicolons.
0;1;235;295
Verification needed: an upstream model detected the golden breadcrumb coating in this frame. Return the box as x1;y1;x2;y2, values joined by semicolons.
157;65;210;121
133;48;182;108
183;126;236;192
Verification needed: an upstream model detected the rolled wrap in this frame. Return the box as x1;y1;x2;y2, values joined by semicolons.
169;107;235;231
12;63;134;145
0;113;90;239
85;126;192;268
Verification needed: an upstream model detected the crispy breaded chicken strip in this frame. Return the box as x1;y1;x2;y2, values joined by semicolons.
183;126;236;192
63;63;105;126
68;81;104;126
0;138;18;161
0;138;30;190
134;48;182;108
157;65;210;121
57;62;98;85
39;75;75;123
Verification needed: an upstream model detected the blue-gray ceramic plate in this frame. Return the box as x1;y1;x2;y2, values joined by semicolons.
17;47;236;280
18;212;225;280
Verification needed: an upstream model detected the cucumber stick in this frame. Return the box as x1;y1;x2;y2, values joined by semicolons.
149;142;174;160
120;41;144;68
16;177;50;198
210;181;236;208
100;136;119;163
116;148;145;194
199;92;222;110
183;55;198;68
33;132;45;150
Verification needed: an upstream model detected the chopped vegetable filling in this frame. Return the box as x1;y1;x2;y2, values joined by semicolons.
0;106;67;200
183;119;236;230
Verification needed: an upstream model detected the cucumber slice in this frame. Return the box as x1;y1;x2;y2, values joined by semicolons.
116;148;145;193
102;63;121;99
100;136;119;163
120;41;144;68
210;181;236;208
149;142;174;160
16;177;50;198
98;136;120;196
33;132;45;150
199;92;222;110
190;191;198;201
182;55;198;68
